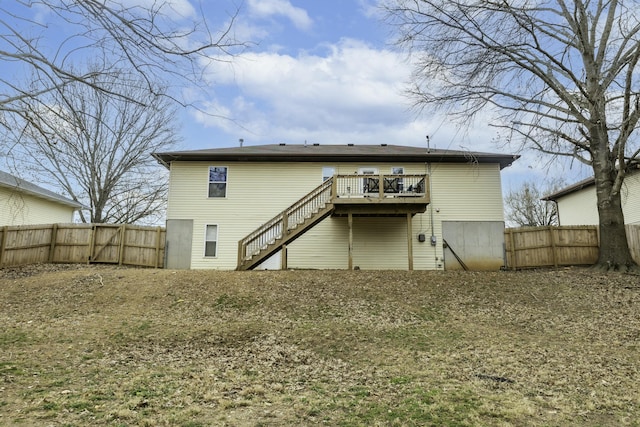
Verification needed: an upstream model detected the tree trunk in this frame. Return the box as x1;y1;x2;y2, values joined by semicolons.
594;170;637;271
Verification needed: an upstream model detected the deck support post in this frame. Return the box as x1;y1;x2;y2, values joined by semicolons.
281;244;288;270
348;213;353;270
407;213;414;270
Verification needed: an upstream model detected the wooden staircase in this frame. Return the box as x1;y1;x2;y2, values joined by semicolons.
236;178;335;270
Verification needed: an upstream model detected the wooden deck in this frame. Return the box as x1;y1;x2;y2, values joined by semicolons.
236;174;429;270
332;174;429;216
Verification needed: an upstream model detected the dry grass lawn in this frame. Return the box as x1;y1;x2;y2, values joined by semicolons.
0;264;639;426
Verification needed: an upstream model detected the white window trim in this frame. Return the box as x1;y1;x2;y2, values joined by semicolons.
322;166;336;182
208;166;228;199
204;224;219;258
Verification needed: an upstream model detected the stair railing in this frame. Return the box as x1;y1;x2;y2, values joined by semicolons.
238;177;335;265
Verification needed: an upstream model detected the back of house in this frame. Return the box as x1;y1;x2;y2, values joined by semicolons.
153;144;518;271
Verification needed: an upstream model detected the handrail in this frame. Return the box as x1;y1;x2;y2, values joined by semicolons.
236;174;429;269
238;177;335;264
334;174;427;198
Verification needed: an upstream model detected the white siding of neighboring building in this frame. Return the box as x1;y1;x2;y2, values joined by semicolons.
0;187;76;226
166;161;506;270
556;172;640;226
621;173;640;225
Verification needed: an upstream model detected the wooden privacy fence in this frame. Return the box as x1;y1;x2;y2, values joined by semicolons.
0;223;165;268
504;224;640;269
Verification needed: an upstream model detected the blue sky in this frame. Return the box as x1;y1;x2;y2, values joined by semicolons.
2;0;592;191
179;0;591;190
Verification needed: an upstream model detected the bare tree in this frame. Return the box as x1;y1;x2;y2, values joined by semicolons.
384;0;640;271
505;180;562;228
0;1;243;131
6;70;178;224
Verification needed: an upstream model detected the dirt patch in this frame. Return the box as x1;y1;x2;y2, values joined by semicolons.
1;266;639;426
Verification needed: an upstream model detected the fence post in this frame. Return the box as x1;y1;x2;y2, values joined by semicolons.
0;226;7;266
155;226;162;268
87;224;96;263
118;224;126;265
549;226;558;268
508;228;517;270
48;224;58;263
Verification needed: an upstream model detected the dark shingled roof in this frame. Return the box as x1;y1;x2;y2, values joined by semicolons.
153;144;520;170
0;170;83;209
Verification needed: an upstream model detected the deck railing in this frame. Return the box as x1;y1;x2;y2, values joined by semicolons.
238;177;335;263
237;174;429;269
335;174;427;198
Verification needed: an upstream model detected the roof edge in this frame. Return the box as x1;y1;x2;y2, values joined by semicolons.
152;144;520;170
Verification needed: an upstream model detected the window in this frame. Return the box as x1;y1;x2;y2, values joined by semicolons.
322;166;335;182
204;225;218;257
208;166;227;198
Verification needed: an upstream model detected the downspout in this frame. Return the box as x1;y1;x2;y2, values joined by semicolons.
427;162;441;269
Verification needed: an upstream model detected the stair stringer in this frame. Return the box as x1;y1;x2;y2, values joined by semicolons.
237;203;334;270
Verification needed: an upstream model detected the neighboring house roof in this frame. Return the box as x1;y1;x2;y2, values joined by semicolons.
0;170;83;209
542;165;640;201
153;143;520;170
542;176;595;201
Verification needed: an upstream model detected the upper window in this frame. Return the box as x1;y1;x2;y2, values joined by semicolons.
322;166;335;182
204;224;218;257
391;167;404;175
209;166;227;198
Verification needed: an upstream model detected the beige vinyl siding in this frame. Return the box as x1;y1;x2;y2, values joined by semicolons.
428;163;505;221
167;161;506;270
168;161;371;269
422;163;505;270
0;187;76;226
289;163;504;270
288;216;414;270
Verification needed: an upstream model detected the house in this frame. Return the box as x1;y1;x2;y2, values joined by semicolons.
0;170;83;226
543;166;640;226
152;144;519;271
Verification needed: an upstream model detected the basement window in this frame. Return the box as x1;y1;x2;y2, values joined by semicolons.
204;224;218;257
208;166;227;198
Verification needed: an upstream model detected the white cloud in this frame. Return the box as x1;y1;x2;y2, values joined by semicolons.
194;38;513;153
189;37;579;191
247;0;313;30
